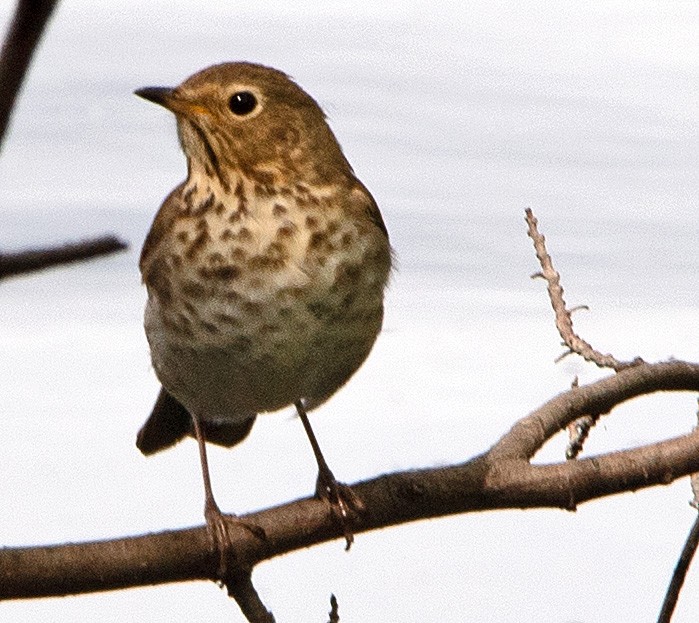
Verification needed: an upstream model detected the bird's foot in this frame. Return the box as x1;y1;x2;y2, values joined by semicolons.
203;499;266;582
315;468;365;551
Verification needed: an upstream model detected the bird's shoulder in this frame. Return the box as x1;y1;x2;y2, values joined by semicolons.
139;182;187;279
346;176;389;241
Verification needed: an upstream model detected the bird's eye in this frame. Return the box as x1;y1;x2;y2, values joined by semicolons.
228;91;257;116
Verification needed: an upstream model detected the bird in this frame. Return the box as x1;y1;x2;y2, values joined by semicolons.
133;62;392;574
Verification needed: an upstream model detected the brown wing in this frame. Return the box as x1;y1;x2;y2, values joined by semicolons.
139;182;186;281
136;387;256;455
351;177;389;240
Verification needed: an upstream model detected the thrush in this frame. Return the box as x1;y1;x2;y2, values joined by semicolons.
134;62;391;573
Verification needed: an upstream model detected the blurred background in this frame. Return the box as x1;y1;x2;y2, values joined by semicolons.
0;1;698;621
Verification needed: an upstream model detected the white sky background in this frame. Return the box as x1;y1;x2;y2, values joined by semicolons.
0;1;698;621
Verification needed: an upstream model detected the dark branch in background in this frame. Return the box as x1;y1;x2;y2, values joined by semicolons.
657;400;699;623
657;516;699;623
0;2;128;279
0;236;128;279
0;0;59;151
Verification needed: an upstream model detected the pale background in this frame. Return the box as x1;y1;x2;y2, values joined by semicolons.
1;1;698;621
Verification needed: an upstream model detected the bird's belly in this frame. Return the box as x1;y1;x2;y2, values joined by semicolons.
144;243;385;422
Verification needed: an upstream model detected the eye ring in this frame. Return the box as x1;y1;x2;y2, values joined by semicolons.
228;91;258;116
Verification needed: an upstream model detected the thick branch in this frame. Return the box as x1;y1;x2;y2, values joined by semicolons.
0;0;59;150
0;235;128;279
2;359;699;600
489;360;699;460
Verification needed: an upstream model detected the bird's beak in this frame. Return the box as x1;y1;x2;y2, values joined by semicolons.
135;86;209;117
134;86;175;107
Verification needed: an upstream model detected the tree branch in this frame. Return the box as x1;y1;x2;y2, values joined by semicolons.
657;513;699;623
2;360;699;602
0;235;128;279
657;400;699;623
489;360;699;461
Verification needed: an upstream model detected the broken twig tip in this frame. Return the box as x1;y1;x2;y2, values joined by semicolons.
554;349;575;364
568;305;590;314
328;593;340;623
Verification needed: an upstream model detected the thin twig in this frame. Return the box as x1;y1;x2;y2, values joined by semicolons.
657;398;699;623
0;235;128;279
328;594;340;623
524;208;639;371
0;0;59;151
657;514;699;623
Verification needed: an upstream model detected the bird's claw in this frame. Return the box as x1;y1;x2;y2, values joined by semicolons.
315;472;365;550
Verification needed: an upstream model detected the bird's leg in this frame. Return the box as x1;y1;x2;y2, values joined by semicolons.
191;417;264;580
294;401;364;550
191;415;235;579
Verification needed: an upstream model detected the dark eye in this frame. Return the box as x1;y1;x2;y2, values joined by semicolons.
228;91;257;115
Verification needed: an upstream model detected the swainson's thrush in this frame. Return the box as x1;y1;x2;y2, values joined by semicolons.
134;62;391;572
